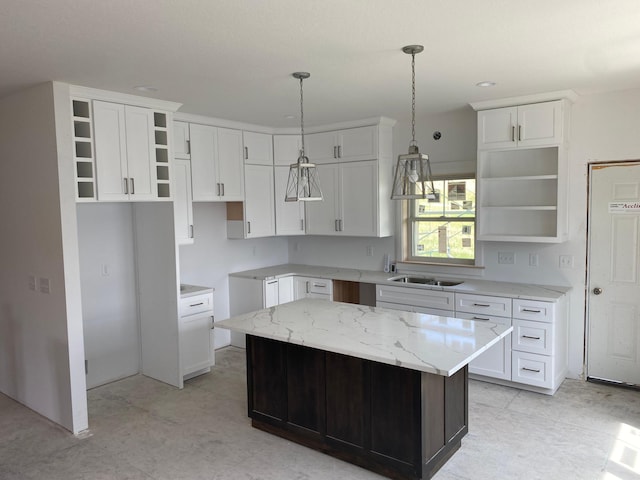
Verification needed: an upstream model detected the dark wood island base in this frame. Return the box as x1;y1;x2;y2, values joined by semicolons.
246;335;468;480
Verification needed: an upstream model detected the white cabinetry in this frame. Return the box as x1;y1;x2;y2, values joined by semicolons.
241;164;275;238
179;290;213;379
376;284;454;316
93;101;157;201
189;124;244;201
304;120;393;238
307;126;378;164
273;135;305;236
243;131;273;165
306;160;383;236
173;121;190;159
474;97;572;243
229;276;297;348
294;276;333;300
455;293;512;380
173;159;194;245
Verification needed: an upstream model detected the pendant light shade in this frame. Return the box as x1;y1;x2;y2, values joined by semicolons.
391;45;436;200
285;72;323;202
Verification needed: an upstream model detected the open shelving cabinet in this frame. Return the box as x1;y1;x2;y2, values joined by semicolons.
477;146;568;242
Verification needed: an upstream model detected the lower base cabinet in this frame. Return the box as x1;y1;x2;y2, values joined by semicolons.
246;335;467;480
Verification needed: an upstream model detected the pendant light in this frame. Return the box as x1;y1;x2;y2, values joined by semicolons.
285;72;323;202
391;45;436;200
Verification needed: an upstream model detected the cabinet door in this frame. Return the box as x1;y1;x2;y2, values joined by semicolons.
173;159;194;245
278;277;295;304
243;131;273;165
517;101;563;147
477;107;517;150
273;135;302;166
264;279;279;308
93;101;129;201
274;166;305;236
173;121;190;159
244;164;275;238
305;164;340;235
124;105;156;200
340;160;378;236
189;124;218;201
180;314;211;376
457;312;512;380
306;131;338;164
337;126;377;162
217;127;245;201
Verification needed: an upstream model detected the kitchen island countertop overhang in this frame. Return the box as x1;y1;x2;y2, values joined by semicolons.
216;298;513;377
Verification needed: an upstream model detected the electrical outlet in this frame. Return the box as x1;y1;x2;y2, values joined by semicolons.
529;253;539;267
366;245;373;257
38;277;51;294
559;255;574;268
498;252;515;264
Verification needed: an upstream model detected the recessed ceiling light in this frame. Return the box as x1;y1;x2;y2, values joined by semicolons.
476;81;496;88
133;85;158;92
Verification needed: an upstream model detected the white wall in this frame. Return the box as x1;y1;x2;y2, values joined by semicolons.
0;82;88;433
178;203;289;347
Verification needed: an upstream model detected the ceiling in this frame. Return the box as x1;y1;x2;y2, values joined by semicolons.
2;0;640;127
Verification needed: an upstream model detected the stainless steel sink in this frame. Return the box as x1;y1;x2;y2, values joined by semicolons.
387;275;463;287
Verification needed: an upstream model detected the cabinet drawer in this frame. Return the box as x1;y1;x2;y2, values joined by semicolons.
376;285;455;311
457;312;512;380
513;299;555;323
377;301;453;317
180;293;213;317
455;293;512;317
512;319;553;355
308;278;332;295
512;351;552;388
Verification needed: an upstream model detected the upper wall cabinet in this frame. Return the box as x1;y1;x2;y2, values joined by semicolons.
243;131;273;166
273;135;305;236
173;158;194;245
189;124;244;202
306;126;379;164
173;121;191;159
304;120;395;238
70;88;180;202
477;100;566;150
472;95;574;242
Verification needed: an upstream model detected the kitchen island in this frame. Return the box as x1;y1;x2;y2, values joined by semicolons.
217;299;512;480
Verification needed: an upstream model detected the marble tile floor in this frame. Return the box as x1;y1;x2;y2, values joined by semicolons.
1;347;639;480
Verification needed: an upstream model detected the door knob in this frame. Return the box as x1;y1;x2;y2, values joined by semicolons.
593;287;603;295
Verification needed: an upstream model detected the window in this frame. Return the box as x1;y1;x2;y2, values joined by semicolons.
406;177;476;265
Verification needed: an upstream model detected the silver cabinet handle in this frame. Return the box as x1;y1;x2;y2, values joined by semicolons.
312;283;326;288
186;139;191;154
522;367;541;373
339;219;343;231
522;309;541;313
244;146;248;160
189;302;204;307
189;225;194;239
247;221;251;234
300;219;304;231
472;316;491;321
337;145;342;158
216;183;220;196
518;125;522;142
124;177;129;194
333;146;338;158
522;335;541;340
511;126;516;142
473;303;491;307
221;183;225;196
335;219;339;231
130;178;135;194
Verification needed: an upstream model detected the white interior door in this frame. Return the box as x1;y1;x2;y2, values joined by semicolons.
587;161;640;385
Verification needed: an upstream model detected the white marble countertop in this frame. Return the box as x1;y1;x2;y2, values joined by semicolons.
180;284;214;298
217;298;513;376
228;264;570;302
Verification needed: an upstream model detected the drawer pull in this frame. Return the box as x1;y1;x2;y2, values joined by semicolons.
473;303;491;307
522;335;541;340
472;316;491;321
522;309;542;313
189;302;205;307
313;283;326;288
522;367;541;373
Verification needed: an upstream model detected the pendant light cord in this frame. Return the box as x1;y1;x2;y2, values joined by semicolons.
411;52;416;146
299;77;306;159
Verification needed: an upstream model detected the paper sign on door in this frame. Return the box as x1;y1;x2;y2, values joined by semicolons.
609;202;640;213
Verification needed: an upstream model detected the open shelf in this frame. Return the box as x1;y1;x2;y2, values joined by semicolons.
153;111;171;200
72;98;97;201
